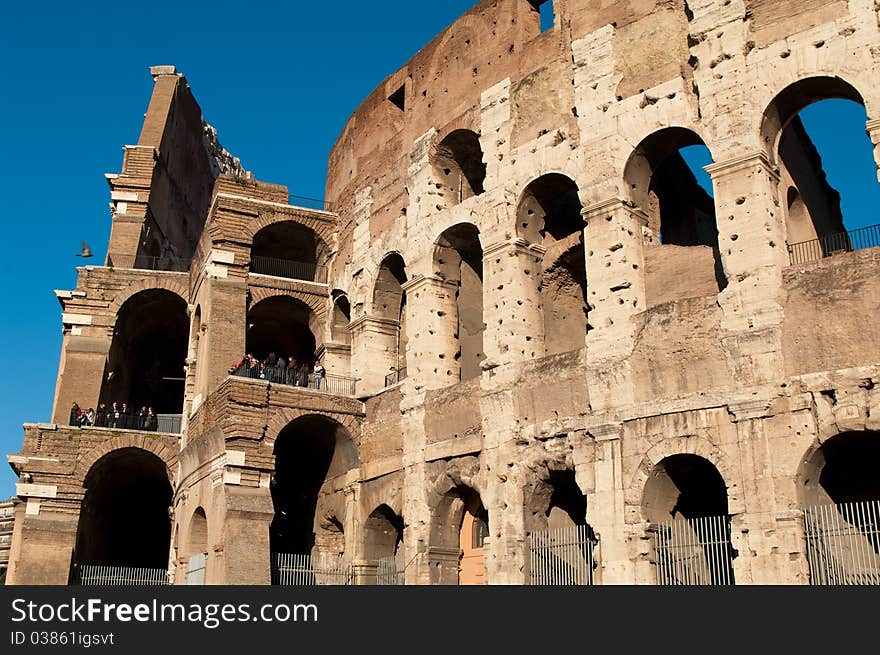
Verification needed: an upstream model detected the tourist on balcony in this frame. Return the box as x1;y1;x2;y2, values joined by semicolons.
69;402;80;427
81;408;95;427
247;354;260;379
136;406;148;430
264;352;278;382
109;402;120;428
144;407;157;432
95;403;107;428
120;403;131;429
275;355;287;384
313;362;325;390
285;358;297;386
297;361;310;387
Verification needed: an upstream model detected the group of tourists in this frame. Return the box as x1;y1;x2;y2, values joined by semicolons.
228;352;326;389
69;401;160;431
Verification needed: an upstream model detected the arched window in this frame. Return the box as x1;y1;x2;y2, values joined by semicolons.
72;448;172;574
762;78;879;264
250;221;328;282
432;130;486;207
434;224;484;382
373;254;408;382
102;290;189;419
518;174;589;355
624;128;726;296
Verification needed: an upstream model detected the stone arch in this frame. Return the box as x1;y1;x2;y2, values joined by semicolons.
107;278;189;316
75;434;178;485
264;407;362;448
759;75;867;165
625;435;742;517
247;286;326;320
245;211;335;251
431;129;487;206
364;504;404;562
184;507;208;558
798;430;880;507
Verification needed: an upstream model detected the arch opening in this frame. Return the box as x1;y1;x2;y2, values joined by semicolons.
432;129;486;207
330;294;351;346
434;224;485;382
430;485;487;585
625;128;727;295
72;448;172;574
373;254;408;379
642;454;734;585
364;505;404;562
101;289;188;418
270;416;357;555
803;431;880;507
762;79;879;261
245;296;317;380
250;221;328;282
518;174;589;355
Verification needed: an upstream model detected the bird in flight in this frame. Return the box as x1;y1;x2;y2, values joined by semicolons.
77;242;92;258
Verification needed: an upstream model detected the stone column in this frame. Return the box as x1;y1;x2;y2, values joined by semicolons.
349;316;399;395
6;503;80;585
221;486;274;585
318;342;352;380
51;331;112;425
482;238;545;367
705;153;787;386
867;118;880;184
582;199;648;411
400;275;460;392
580;424;632;584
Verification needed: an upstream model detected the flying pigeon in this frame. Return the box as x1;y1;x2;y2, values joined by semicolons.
77;241;93;258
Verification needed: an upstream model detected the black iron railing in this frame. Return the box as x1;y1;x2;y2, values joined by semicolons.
107;253;191;273
249;256;328;283
787;223;880;265
230;367;355;397
384;368;407;387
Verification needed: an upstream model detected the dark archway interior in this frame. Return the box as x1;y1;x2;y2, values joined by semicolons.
330;295;351;345
246;296;317;366
547;469;588;526
626;128;726;291
270;417;356;554
430;485;485;548
102;290;188;414
374;255;408;372
435;224;485;381
643;454;729;523
517;173;584;243
818;431;880;504
73;448;172;570
364;505;404;561
251;221;324;266
433;129;487;203
542;242;589;355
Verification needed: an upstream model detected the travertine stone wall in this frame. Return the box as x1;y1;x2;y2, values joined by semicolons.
8;0;880;585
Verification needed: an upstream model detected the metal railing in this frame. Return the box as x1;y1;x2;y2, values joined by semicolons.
89;413;182;434
107;253;192;273
651;515;735;586
384;367;408;387
528;524;597;585
804;500;880;586
272;553;354;586
787;223;880;265
230;367;356;397
289;195;334;212
249;256;328;283
75;564;169;586
376;556;405;586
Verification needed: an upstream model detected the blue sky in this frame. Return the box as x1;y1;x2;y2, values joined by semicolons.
0;2;878;499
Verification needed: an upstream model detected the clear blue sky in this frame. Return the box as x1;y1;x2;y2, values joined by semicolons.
0;2;878;499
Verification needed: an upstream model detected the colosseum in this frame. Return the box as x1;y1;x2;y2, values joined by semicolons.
6;0;880;586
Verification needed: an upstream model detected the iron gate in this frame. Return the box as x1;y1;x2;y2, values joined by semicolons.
528;524;597;585
651;515;734;585
271;552;354;586
804;501;880;585
75;564;169;586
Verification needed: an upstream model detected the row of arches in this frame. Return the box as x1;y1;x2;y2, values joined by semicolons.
69;417;880;583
